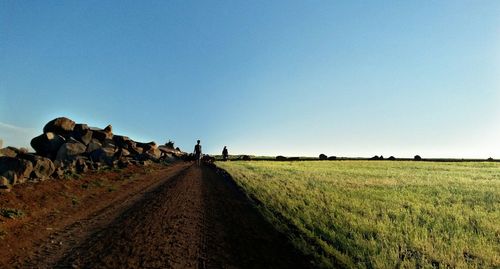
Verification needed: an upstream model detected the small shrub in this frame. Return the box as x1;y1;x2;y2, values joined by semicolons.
0;208;25;219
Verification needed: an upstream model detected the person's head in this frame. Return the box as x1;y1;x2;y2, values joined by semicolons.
197;140;200;144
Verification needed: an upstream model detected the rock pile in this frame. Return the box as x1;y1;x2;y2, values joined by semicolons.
0;117;185;190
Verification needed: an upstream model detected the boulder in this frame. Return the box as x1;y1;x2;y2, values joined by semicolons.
89;147;115;165
74;123;89;133
117;157;131;168
43;117;75;134
161;153;177;163
56;140;86;161
128;146;143;155
136;142;157;151
0;176;11;190
73;129;93;145
113;135;130;148
75;158;88;173
31;132;66;159
18;154;55;180
0;156;33;185
319;154;327;160
328;156;337;160
276;156;287;161
91;129;113;142
0;147;20;158
86;140;103;153
147;148;161;159
52;167;65;179
104;124;113;133
103;139;116;149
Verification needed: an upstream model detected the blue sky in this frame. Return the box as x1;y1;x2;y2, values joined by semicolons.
1;1;499;158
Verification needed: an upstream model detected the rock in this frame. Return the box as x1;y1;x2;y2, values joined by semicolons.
86;140;103;153
0;156;33;185
75;158;88;173
0;147;20;158
319;154;327;160
128;146;143;155
117;157;130;168
43;117;76;134
74;123;89;133
102;139;116;149
104;124;113;133
0;176;11;189
73;129;93;145
56;140;86;161
31;132;66;159
134;153;156;162
113;135;130;148
276;156;287;161
136;142;157;151
328;156;337;160
18;154;55;180
89;147;115;165
161;153;177;163
52;167;65;179
147;148;161;159
91;129;113;142
414;155;422;161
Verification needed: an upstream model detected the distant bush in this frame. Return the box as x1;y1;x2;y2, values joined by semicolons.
276;156;287;161
319;154;327;160
414;155;422;161
165;140;175;149
388;156;396;161
487;157;494;162
328;156;337;160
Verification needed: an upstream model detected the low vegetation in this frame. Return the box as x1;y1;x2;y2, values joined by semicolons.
0;208;25;219
217;161;500;268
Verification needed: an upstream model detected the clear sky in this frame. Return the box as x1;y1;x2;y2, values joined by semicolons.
1;1;499;158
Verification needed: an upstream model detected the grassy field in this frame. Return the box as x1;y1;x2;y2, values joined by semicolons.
216;161;500;268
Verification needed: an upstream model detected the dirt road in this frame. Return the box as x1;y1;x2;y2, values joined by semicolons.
18;164;311;268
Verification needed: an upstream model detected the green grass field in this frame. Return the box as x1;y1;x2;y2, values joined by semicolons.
216;161;500;268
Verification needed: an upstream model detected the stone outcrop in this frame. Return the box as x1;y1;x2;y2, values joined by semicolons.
0;116;186;190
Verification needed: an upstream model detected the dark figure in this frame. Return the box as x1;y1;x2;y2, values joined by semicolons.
194;140;202;165
222;146;229;161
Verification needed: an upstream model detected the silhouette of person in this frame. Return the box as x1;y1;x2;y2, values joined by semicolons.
222;146;228;161
194;140;202;165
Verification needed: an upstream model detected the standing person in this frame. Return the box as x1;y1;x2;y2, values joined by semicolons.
194;140;202;165
222;146;229;161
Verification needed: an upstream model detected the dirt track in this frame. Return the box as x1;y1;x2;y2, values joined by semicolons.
19;164;311;269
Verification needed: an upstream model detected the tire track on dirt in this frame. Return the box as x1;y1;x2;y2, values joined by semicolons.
28;164;312;269
23;163;191;269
